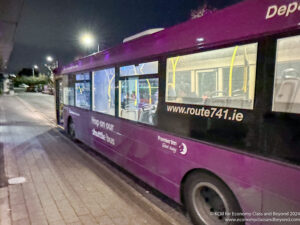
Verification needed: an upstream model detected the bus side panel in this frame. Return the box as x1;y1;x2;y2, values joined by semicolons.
85;108;263;216
63;107;69;131
64;106;91;142
152;130;300;221
88;110;159;188
64;106;300;224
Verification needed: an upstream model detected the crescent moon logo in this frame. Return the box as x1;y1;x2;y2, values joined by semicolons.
179;143;187;155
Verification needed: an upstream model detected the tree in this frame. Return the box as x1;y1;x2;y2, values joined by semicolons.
17;68;39;77
0;56;3;71
13;74;50;87
191;1;217;19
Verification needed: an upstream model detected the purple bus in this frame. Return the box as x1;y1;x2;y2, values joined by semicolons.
54;0;300;224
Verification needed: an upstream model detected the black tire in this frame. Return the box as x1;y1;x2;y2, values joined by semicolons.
183;172;244;225
67;118;76;141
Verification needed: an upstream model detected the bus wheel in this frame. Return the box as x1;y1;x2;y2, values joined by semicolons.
184;172;243;225
68;118;76;141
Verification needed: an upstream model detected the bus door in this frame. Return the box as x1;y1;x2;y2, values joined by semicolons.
55;79;64;125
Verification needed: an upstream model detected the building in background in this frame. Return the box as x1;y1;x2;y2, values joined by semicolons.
0;0;24;93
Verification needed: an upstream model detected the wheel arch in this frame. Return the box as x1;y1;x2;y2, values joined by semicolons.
180;168;242;211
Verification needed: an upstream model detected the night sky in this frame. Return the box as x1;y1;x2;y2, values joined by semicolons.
8;0;242;73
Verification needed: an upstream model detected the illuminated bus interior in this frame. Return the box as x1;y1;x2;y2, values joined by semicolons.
119;61;159;125
166;43;258;110
273;35;300;114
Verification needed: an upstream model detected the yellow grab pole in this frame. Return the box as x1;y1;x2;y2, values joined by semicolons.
107;75;115;103
171;56;179;88
146;79;152;104
229;46;239;97
243;48;248;93
135;79;138;106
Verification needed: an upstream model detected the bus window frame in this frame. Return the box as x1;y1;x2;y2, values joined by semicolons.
164;42;259;110
74;72;92;111
117;60;160;126
119;61;159;77
259;30;300;117
62;59;162;128
91;67;116;116
272;34;300;115
61;73;76;107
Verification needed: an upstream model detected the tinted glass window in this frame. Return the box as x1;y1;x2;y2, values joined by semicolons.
75;73;90;109
63;75;75;106
75;82;90;109
76;73;90;81
272;35;300;114
93;68;115;116
120;61;158;77
166;43;258;109
119;78;158;125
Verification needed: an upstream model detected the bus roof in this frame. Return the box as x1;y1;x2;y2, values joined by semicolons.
57;0;300;75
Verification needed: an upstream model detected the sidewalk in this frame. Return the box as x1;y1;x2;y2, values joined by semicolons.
0;94;189;225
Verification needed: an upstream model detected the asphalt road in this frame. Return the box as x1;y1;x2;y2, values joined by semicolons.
15;90;56;124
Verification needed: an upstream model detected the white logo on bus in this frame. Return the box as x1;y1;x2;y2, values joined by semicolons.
179;143;188;155
266;2;300;19
158;136;188;156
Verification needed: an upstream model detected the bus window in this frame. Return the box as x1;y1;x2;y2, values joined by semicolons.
166;43;258;110
120;61;158;77
93;68;115;116
272;35;300;114
75;73;91;110
63;75;75;106
76;73;90;81
119;78;158;125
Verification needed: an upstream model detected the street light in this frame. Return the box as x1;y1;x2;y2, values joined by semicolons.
79;32;99;53
46;56;53;63
80;33;94;47
45;55;58;68
32;65;38;77
45;56;58;81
